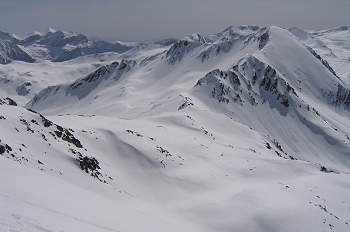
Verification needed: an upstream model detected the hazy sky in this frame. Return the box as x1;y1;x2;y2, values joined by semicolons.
0;0;349;42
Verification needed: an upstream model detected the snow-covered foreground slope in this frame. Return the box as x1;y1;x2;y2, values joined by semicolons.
0;156;198;232
1;105;350;232
1;25;350;231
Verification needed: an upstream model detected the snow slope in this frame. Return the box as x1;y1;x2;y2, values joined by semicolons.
1;25;350;232
1;103;350;232
290;26;350;86
0;43;170;107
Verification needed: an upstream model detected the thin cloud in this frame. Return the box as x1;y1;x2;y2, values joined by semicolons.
0;0;349;42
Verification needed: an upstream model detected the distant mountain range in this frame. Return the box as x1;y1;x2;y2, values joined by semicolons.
0;29;146;64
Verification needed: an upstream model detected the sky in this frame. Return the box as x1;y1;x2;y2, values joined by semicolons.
0;0;349;42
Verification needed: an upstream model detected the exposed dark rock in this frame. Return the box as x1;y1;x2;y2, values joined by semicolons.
0;97;17;106
0;142;12;155
54;127;83;148
258;30;270;50
77;155;102;180
0;144;5;154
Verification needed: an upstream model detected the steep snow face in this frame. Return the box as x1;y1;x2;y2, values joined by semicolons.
255;27;348;107
190;27;350;171
290;26;350;86
1;25;350;232
0;32;35;64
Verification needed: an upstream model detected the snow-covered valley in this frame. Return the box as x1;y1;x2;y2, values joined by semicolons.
1;25;350;232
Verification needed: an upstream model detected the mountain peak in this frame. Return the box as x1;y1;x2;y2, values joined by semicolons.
183;33;206;43
44;28;57;34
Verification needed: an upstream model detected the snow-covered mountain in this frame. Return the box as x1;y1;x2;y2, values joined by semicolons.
0;31;35;64
1;25;350;232
0;28;141;64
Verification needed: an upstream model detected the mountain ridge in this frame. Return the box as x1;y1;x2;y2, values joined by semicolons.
0;29;155;64
25;25;350;171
